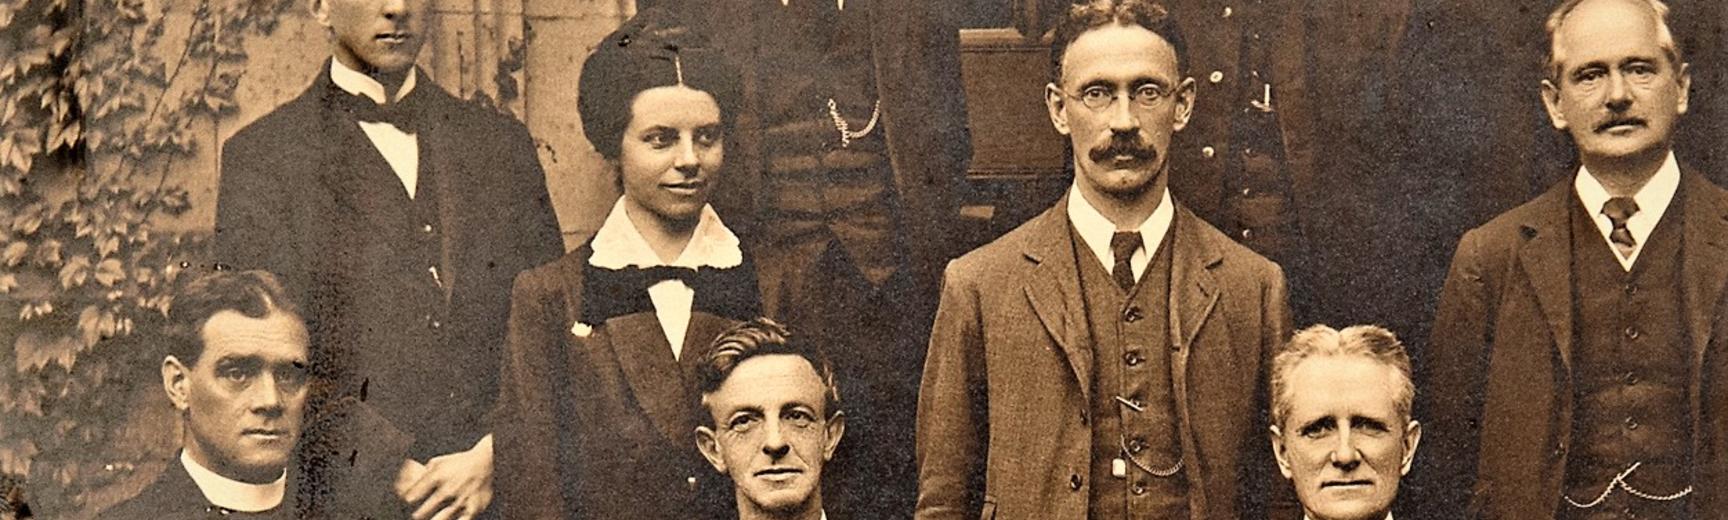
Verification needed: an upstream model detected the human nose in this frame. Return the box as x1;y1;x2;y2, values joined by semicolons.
1106;92;1140;132
1605;71;1633;111
673;135;701;174
381;0;407;18
760;417;791;458
1329;427;1362;469
249;374;287;417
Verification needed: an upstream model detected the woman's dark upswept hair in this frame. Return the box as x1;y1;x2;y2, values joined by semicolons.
1048;0;1189;83
577;7;743;161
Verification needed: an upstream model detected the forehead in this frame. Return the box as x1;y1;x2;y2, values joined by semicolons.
196;310;310;366
1552;0;1667;68
1060;23;1179;86
707;355;827;413
1281;355;1401;422
627;85;722;131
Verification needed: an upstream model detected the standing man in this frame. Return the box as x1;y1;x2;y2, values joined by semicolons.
915;1;1293;518
214;0;564;517
629;0;971;513
1424;0;1728;517
695;319;847;520
1268;325;1420;520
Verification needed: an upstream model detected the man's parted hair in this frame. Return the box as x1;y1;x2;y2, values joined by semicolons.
1544;0;1681;82
1269;324;1415;428
162;269;302;366
696;318;841;425
1049;0;1188;84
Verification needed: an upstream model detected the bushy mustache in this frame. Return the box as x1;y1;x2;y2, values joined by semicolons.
1088;133;1158;165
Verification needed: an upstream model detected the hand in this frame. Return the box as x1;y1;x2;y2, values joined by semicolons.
399;434;495;520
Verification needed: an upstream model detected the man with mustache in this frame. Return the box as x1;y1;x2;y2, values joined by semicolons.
915;1;1294;518
1423;0;1728;517
98;270;408;518
212;0;563;518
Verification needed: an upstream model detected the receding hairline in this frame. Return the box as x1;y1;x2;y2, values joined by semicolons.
1545;0;1681;80
700;353;832;415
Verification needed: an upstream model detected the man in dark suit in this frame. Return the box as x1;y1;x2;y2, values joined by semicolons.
629;0;971;514
98;271;407;519
915;1;1293;518
213;0;563;517
1423;0;1728;517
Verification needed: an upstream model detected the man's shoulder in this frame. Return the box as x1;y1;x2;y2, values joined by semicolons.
1172;205;1282;278
945;206;1063;281
224;79;330;156
95;465;202;519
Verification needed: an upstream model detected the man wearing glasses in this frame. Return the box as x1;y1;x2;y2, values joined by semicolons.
696;319;846;520
915;1;1294;518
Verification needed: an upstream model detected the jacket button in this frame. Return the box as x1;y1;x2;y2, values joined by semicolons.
1131;480;1147;495
421;223;434;234
1124;350;1144;367
1202;146;1216;158
1624;327;1640;340
1209;70;1224;84
1123;306;1145;322
1069;474;1083;490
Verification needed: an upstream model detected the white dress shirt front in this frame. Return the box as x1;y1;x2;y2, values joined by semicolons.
330;59;421;199
1066;184;1175;284
1574;151;1680;270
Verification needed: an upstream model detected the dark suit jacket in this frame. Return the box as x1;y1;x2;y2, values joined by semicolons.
214;66;564;458
493;248;740;520
915;195;1296;519
635;0;972;287
1423;170;1728;519
98;462;294;520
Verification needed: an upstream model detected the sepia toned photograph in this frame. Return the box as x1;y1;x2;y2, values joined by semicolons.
0;0;1724;518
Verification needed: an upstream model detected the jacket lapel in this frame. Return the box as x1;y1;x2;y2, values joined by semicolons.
1679;172;1728;383
312;76;421;257
1169;205;1221;351
1022;197;1095;404
1516;182;1577;372
605;312;699;448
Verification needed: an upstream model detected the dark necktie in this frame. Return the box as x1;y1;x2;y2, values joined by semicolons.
1110;231;1142;291
1602;196;1640;259
334;90;418;133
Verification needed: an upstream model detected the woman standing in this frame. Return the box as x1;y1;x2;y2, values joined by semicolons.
492;9;752;519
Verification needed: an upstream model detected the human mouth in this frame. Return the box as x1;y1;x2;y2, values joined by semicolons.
242;428;288;441
376;31;413;45
754;467;803;483
663;179;707;196
1320;479;1374;490
1597;117;1646;134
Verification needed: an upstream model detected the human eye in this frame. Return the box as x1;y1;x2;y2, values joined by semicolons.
275;362;309;388
784;409;817;428
694;126;723;147
217;361;256;383
643;129;676;149
1132;84;1167;106
1573;67;1606;86
1625;62;1660;81
1299;419;1335;439
1352;418;1392;435
728;413;760;433
1080;86;1114;107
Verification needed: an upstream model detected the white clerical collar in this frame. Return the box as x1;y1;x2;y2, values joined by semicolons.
330;58;418;105
179;450;286;513
1065;184;1173;273
1574;150;1680;268
589;196;742;270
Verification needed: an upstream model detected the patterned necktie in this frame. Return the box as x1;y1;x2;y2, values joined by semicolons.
1110;231;1143;291
1601;196;1641;259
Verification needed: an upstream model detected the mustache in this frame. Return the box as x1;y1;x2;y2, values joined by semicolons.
1088;134;1159;165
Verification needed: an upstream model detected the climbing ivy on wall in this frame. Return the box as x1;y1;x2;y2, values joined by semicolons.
0;0;297;515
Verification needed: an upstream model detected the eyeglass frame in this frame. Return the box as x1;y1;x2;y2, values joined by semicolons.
1061;81;1179;111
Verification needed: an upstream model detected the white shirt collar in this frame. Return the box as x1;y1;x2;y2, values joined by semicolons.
589;196;742;270
179;449;286;513
1065;184;1173;281
1573;151;1680;269
330;59;418;105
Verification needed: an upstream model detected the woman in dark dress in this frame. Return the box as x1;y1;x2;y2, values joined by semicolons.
492;9;752;519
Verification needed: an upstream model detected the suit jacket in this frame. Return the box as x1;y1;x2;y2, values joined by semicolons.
493;248;742;520
214;66;564;458
1423;170;1728;519
98;462;295;520
635;0;972;288
915;195;1296;519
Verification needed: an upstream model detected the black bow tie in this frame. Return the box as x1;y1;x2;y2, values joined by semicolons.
332;90;418;133
580;259;762;326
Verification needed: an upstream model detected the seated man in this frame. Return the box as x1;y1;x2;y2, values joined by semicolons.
696;319;845;520
99;270;406;518
1268;325;1421;520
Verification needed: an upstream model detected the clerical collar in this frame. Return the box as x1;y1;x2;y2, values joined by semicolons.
588;196;742;270
179;450;286;513
330;58;418;105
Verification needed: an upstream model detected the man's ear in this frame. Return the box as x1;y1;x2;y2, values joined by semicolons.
1540;79;1570;131
162;356;192;412
1269;424;1294;479
1400;420;1423;476
1677;62;1692;115
822;411;846;461
1046;83;1072;136
1171;76;1197;132
695;426;727;474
